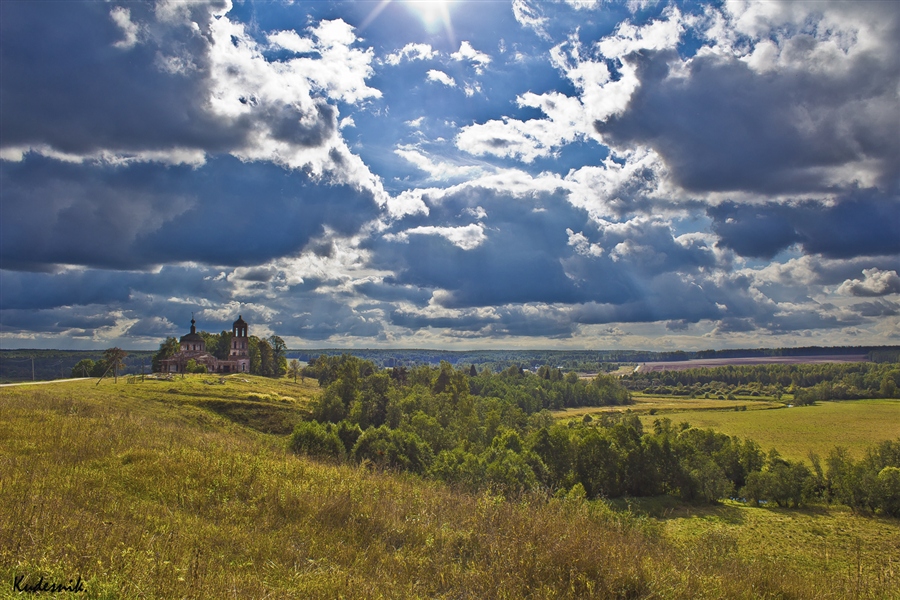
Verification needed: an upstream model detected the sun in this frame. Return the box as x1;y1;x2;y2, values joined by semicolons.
359;0;457;45
405;0;456;40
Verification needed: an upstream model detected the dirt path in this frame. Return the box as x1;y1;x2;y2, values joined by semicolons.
0;378;88;387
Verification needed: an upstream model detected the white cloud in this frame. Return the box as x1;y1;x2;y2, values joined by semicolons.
426;69;456;87
596;7;685;58
838;269;900;297
394;144;484;181
567;229;605;257
384;42;437;65
387;224;487;250
110;7;140;50
512;0;548;37
451;41;492;74
268;30;316;54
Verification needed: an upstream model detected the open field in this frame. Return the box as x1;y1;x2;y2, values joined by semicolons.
554;395;784;418
1;378;897;598
636;399;900;461
635;354;870;372
555;396;899;462
619;496;899;591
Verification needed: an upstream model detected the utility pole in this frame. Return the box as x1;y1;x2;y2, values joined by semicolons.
31;356;35;382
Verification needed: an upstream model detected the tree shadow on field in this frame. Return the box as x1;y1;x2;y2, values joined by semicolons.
202;399;306;435
613;495;747;525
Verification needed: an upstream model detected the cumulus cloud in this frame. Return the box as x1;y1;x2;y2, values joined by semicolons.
110;6;141;49
451;41;492;74
838;269;900;297
386;224;487;251
426;69;456;87
385;42;437;65
2;0;898;349
708;195;900;260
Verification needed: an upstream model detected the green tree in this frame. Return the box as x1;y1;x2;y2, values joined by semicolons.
876;466;900;516
288;359;302;383
99;347;128;383
71;358;95;378
269;335;288;377
216;331;234;360
152;337;179;372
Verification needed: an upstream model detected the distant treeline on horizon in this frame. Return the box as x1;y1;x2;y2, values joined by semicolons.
289;346;900;372
1;345;898;383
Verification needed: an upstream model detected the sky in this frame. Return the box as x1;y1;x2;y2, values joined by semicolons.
1;0;898;352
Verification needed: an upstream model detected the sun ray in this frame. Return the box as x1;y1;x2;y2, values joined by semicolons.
405;0;456;46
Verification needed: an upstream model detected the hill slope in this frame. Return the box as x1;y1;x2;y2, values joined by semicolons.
0;376;895;599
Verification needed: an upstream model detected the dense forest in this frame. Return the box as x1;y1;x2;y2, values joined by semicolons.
293;355;900;516
0;350;154;381
624;362;900;402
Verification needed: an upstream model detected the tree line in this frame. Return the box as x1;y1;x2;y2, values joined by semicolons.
291;356;900;516
625;362;900;402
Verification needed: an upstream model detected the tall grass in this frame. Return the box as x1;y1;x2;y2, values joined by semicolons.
0;382;896;598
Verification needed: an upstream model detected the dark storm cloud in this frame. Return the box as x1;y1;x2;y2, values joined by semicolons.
713;318;756;334
0;307;118;334
0;2;242;157
390;310;495;332
596;46;900;194
354;280;433;304
0;1;380;272
0;270;137;310
372;186;726;319
125;317;179;338
852;300;900;318
370;189;591;308
709;193;900;260
235;268;278;283
0;156;379;270
390;306;576;339
274;300;385;340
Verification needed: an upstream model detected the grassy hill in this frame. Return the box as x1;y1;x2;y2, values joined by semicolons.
0;376;896;598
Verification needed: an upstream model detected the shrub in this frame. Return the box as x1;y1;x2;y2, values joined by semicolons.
351;426;433;474
290;421;344;460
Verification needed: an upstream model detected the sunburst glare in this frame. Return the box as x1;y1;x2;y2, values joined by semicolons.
406;0;456;42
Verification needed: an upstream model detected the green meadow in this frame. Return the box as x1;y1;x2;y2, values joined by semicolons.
556;396;900;462
1;376;897;598
635;399;900;461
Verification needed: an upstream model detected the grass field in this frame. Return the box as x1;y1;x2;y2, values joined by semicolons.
635;399;900;461
1;377;897;598
554;397;900;462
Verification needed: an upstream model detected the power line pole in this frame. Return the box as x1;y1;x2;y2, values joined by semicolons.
31;356;35;382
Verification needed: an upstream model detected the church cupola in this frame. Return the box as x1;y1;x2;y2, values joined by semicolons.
179;313;205;352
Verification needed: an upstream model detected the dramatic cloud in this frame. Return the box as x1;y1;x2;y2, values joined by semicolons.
2;0;897;350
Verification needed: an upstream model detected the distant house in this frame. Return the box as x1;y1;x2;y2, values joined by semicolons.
159;315;251;374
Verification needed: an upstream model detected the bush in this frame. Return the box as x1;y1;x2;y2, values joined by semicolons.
351;426;433;474
290;421;344;460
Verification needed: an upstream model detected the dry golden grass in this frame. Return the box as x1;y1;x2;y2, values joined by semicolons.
0;379;896;599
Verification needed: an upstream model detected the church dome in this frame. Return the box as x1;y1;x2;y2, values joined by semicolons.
180;316;205;346
233;315;248;328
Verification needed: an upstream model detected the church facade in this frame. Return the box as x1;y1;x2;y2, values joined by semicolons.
159;315;251;374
